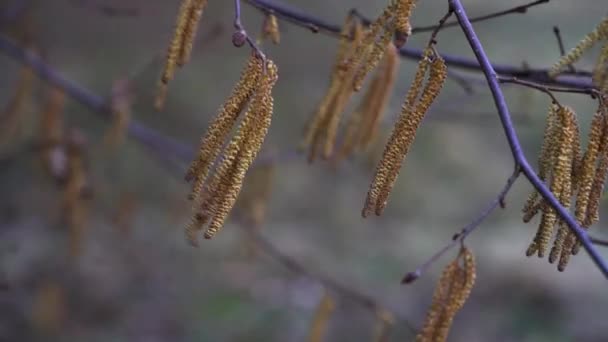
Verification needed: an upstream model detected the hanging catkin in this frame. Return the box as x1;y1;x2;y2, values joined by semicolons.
185;57;278;243
548;16;608;78
416;247;476;342
363;47;447;217
156;0;209;110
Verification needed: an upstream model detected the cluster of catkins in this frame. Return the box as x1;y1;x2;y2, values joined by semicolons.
300;1;414;162
184;54;278;243
524;15;608;271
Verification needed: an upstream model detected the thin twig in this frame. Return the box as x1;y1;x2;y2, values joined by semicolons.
499;76;600;104
412;0;549;34
0;33;412;334
402;167;521;284
243;0;593;89
591;237;608;247
450;0;608;279
553;26;576;73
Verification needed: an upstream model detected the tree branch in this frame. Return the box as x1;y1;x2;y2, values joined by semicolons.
244;0;593;89
403;167;520;284
449;0;608;279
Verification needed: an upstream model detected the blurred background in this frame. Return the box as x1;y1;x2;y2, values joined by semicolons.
1;0;607;341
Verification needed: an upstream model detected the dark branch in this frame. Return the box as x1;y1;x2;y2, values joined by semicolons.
553;26;576;73
403;167;520;284
591;237;608;247
499;76;601;104
412;0;549;34
449;0;608;279
244;0;593;89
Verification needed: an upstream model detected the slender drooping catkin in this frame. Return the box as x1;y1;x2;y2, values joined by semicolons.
548;16;608;78
300;18;363;162
185;54;262;203
262;13;280;45
307;291;336;342
372;309;395;342
526;105;577;258
104;79;132;147
522;104;559;222
416;247;476;342
362;49;431;217
359;44;400;152
364;48;447;217
336;44;400;162
352;25;394;92
1;65;34;146
550;109;604;264
204;60;278;239
156;0;209;110
593;42;608;92
394;0;416;47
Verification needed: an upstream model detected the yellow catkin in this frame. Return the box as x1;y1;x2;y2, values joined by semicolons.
593;42;608;92
559;106;608;257
550;109;602;263
62;138;90;259
371;51;447;216
548;16;608;78
334;42;398;164
372;309;395;342
38;86;66;178
321;62;358;159
358;43;400;151
362;48;433;217
104;79;132;147
262;13;280;44
394;0;416;47
416;247;476;342
202;59;278;240
527;105;576;258
40;86;65;146
1;65;34;146
178;0;208;66
299;16;358;153
352;25;394;92
307;291;336;342
31;280;67;334
522;104;560;222
344;3;395;77
156;0;209;110
185;54;262;202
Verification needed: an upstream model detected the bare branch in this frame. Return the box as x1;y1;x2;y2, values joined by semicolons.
403;167;520;284
414;0;549;34
244;0;593;89
449;0;608;279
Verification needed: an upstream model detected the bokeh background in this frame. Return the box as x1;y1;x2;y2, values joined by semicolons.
1;0;607;341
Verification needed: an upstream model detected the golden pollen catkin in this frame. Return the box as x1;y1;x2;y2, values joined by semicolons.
593;42;608;93
394;0;416;47
184;57;278;243
185;54;262;203
416;247;476;342
104;79;132;147
1;65;34;147
372;309;395;342
307;291;336;342
156;0;209;110
526;105;577;258
548;16;608;78
363;47;446;217
262;13;280;44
